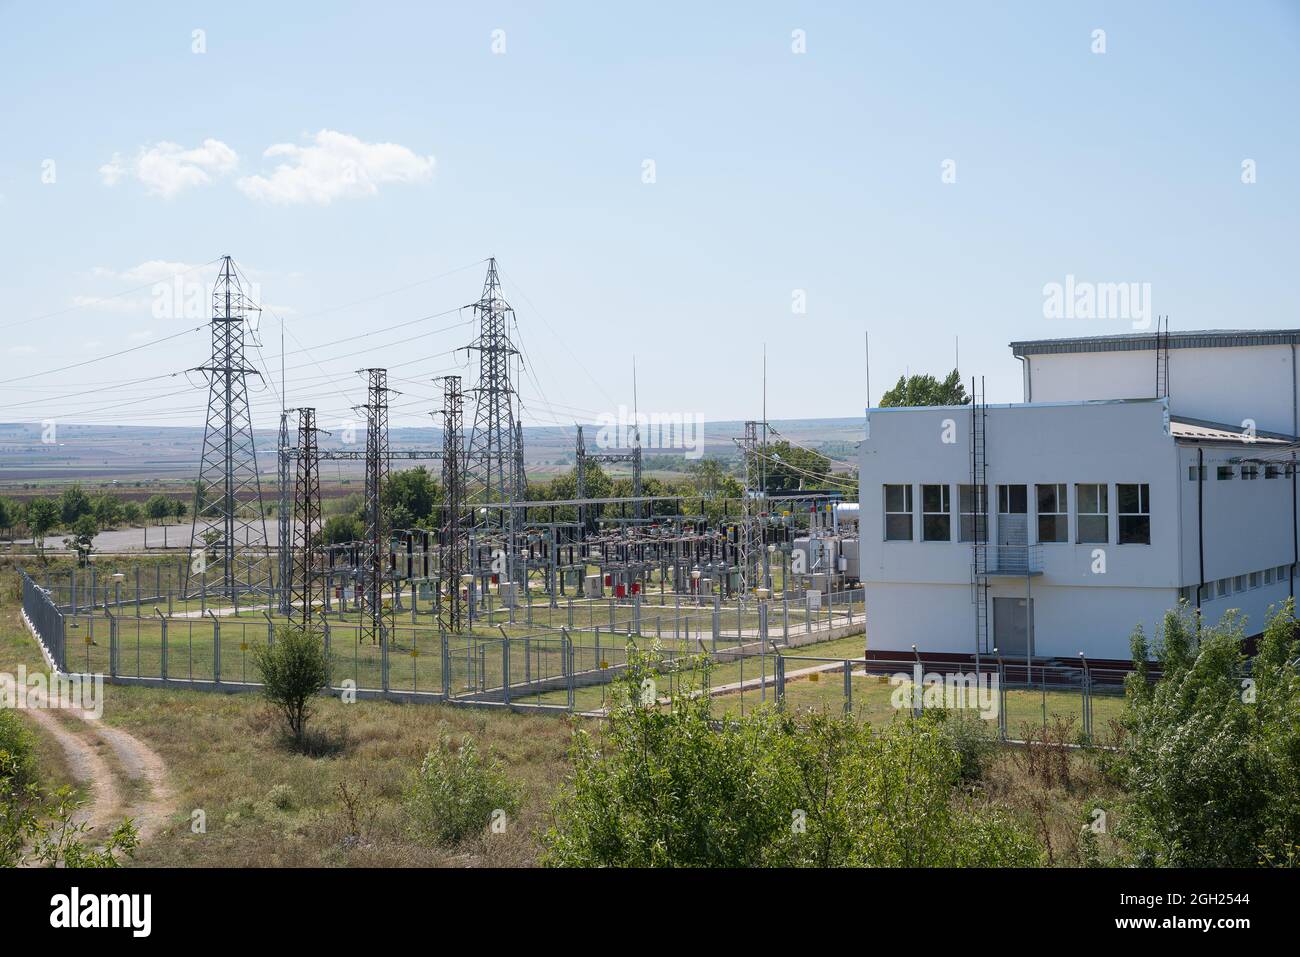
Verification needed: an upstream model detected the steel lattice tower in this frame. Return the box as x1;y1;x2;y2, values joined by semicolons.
437;375;466;632
291;408;326;624
737;420;762;596
357;369;393;643
276;410;292;614
186;256;270;599
465;258;519;524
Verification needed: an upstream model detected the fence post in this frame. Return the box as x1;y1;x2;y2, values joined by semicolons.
782;592;789;643
381;626;390;695
157;609;168;680
440;629;450;698
210;612;221;685
775;653;785;706
844;660;853;715
911;644;922;717
107;610;118;679
501;638;511;706
996;648;1007;741
561;627;575;711
806;593;812;634
1079;652;1091;742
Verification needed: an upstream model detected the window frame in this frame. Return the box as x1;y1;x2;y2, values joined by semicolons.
1117;483;1150;545
1075;482;1109;544
883;484;914;542
921;483;952;542
1035;483;1068;544
958;484;987;543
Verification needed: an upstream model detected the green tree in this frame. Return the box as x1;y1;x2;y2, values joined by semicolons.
59;484;92;525
760;439;833;493
173;498;188;521
25;497;59;555
1117;601;1300;866
144;493;172;525
92;493;123;528
879;369;969;407
383;467;439;524
253;624;332;750
122;501;143;526
63;515;98;567
321;514;363;545
0;497;12;536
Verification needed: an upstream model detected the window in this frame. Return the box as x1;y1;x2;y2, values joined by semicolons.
1242;464;1259;480
1036;483;1068;543
1249;571;1261;589
1076;483;1108;543
884;484;913;541
1179;585;1196;604
1188;465;1206;481
921;484;951;541
1234;575;1247;593
1265;567;1275;585
1217;466;1234;480
1266;464;1281;479
958;485;987;543
998;485;1028;514
1279;565;1292;581
1117;483;1150;545
1216;578;1230;598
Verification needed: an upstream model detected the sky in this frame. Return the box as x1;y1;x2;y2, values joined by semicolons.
1;0;1298;438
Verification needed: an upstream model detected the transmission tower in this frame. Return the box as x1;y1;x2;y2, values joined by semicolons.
276;410;292;614
437;375;466;632
736;420;762;597
356;369;393;643
465;257;520;524
185;255;270;599
291;408;327;624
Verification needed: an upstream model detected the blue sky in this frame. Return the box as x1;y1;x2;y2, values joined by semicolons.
1;0;1297;435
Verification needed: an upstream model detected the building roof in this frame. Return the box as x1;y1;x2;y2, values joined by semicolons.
1010;329;1300;357
1170;416;1293;446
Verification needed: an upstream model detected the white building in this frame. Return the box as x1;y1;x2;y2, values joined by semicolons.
858;330;1298;663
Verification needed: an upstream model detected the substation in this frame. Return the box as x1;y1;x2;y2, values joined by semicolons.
21;255;871;716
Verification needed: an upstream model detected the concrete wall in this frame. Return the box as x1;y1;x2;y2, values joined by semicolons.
859;399;1181;657
1024;344;1298;436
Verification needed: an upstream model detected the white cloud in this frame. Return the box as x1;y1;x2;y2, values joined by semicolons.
236;130;434;205
99;139;238;198
90;261;204;283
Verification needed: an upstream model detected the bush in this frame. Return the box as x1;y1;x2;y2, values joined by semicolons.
405;732;520;846
0;710;39;866
253;624;332;750
543;647;1038;867
1117;600;1300;866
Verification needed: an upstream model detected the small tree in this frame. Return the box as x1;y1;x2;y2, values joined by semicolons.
25;498;59;556
122;501;143;526
62;515;98;567
253;624;332;749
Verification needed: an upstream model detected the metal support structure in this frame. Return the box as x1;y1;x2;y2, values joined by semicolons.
185;255;270;599
465;257;520;524
437;375;466;632
277;410;292;614
291;408;327;624
357;369;393;643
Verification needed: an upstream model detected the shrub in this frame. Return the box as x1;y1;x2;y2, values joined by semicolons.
543;647;1039;868
253;624;331;750
405;732;520;846
266;783;295;811
1117;600;1300;866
